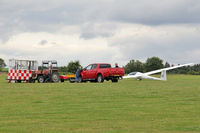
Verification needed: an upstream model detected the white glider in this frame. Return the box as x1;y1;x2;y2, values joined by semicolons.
123;63;194;81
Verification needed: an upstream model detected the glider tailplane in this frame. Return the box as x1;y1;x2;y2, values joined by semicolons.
161;70;167;81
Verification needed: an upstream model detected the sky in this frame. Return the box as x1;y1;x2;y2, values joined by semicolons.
0;0;200;67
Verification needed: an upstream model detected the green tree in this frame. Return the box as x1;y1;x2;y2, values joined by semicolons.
0;58;6;71
67;60;81;73
145;57;164;72
59;66;68;73
124;59;144;74
165;62;170;68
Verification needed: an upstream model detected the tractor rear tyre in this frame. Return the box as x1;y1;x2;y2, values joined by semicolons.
38;76;44;83
51;72;60;83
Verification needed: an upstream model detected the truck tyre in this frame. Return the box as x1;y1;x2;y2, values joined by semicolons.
38;76;44;83
97;74;104;83
51;72;60;82
112;78;118;83
61;79;64;82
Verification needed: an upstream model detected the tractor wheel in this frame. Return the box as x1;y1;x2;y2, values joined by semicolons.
61;79;64;82
51;72;60;83
38;76;44;83
97;74;104;83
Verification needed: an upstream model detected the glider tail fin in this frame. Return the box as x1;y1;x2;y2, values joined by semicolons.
161;70;167;81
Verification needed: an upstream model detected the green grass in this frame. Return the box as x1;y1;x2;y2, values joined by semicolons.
0;68;8;72
0;74;200;133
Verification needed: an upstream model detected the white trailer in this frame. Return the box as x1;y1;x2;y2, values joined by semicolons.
8;59;38;83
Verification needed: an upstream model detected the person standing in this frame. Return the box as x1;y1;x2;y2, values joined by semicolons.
75;66;81;82
115;63;119;68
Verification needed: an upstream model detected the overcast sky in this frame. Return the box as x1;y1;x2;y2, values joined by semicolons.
1;0;200;67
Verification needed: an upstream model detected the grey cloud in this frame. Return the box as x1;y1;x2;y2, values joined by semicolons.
1;0;200;42
80;23;116;39
110;25;200;64
39;40;48;45
111;0;200;25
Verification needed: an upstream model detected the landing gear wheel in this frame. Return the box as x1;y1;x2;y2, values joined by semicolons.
38;76;44;83
97;74;104;83
52;72;60;82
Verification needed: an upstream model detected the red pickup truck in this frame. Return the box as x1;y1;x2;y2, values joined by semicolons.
60;63;124;83
79;63;124;83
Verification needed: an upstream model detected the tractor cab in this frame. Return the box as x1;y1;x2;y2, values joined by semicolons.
40;60;58;74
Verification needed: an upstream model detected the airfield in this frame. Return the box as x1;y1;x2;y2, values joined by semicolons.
0;74;200;133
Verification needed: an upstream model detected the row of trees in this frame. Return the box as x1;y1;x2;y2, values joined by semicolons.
124;57;200;75
1;57;200;75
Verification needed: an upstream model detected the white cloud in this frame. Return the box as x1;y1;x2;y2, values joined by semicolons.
0;0;200;66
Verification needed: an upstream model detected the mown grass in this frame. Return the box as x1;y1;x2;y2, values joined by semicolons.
0;74;200;133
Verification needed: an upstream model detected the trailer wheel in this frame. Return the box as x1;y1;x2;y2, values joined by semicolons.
78;76;83;83
69;78;75;83
97;74;104;83
38;76;44;83
17;80;21;83
29;79;35;83
52;72;60;82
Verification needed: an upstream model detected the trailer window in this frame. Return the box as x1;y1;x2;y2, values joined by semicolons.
99;64;111;68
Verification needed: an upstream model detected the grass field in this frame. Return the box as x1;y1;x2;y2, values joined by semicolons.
0;74;200;133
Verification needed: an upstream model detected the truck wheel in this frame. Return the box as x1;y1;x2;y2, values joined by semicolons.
61;79;64;82
38;76;44;83
52;72;60;82
97;74;104;83
112;79;118;83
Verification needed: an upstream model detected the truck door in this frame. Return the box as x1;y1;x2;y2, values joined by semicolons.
87;64;97;79
82;65;92;79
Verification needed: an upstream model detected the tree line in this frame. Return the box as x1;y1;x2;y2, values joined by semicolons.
124;57;200;75
1;57;200;75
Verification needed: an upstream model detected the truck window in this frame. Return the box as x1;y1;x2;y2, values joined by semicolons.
85;65;92;70
91;64;97;69
99;64;111;69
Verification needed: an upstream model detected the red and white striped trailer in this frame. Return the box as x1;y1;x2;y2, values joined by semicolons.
8;59;38;83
